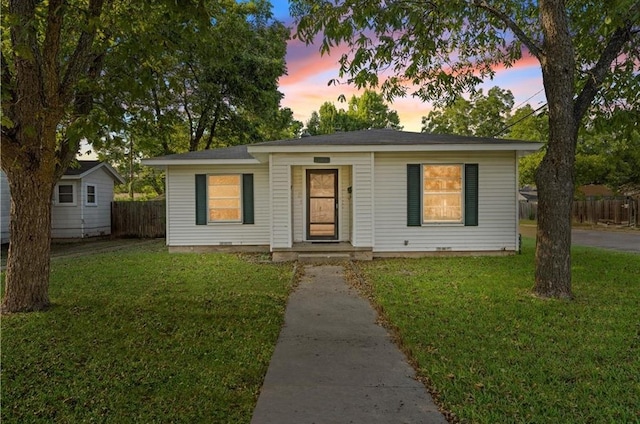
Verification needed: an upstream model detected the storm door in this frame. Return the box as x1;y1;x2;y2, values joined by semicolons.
306;169;338;240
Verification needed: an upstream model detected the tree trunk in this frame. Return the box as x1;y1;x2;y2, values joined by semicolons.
534;144;575;299
533;0;577;299
1;174;55;313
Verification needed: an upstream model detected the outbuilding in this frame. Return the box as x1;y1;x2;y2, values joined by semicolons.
0;160;124;243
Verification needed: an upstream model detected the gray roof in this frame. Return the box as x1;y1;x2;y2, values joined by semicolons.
253;129;535;146
149;145;253;161
146;130;540;161
65;160;102;176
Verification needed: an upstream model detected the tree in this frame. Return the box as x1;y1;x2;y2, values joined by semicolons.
90;0;292;160
291;0;639;299
422;87;514;137
1;0;115;313
3;0;273;313
306;90;401;134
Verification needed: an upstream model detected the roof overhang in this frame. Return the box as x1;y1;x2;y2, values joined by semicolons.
247;143;544;154
141;158;261;167
61;162;125;184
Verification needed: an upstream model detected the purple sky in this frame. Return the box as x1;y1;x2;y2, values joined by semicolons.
272;2;546;132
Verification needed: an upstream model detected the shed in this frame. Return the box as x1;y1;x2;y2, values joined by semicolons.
0;160;124;242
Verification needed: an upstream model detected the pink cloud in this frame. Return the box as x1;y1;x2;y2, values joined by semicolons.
281;41;545;132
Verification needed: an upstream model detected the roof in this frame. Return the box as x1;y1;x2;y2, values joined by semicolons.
147;145;254;161
142;129;543;166
61;160;125;184
64;160;102;176
253;129;535;147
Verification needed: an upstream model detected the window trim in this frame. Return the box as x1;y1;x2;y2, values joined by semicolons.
207;173;243;223
422;163;464;225
55;183;76;206
85;184;98;206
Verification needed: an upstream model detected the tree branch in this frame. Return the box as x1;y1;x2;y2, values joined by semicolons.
43;0;64;107
59;0;106;105
472;0;544;60
573;3;639;123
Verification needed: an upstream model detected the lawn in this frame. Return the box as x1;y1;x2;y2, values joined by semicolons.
1;241;294;423
354;238;640;423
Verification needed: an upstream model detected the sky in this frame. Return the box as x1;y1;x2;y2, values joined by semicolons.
272;2;547;132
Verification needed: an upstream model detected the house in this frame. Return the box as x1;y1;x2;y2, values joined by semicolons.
0;160;124;243
143;129;542;260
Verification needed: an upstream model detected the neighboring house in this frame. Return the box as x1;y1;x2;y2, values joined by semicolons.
143;129;542;260
1;161;124;243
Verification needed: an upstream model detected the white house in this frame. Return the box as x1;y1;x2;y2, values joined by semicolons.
143;129;542;260
1;161;124;243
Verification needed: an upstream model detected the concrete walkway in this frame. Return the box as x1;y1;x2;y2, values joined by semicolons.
251;265;447;424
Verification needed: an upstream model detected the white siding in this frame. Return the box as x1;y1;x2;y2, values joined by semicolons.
78;168;116;237
51;181;82;238
270;153;373;248
1;172;10;243
166;164;270;246
270;160;291;248
373;151;518;252
352;153;374;247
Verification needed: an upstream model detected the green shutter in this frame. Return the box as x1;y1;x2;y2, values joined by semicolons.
464;164;479;226
407;164;421;226
195;174;207;225
242;174;254;224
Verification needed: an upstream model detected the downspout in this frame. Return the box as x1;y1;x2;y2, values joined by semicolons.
80;181;85;238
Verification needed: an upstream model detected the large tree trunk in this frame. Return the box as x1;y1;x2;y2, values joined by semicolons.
1;173;55;313
533;0;578;299
1;0;106;313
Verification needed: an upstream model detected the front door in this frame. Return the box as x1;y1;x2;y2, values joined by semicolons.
307;169;338;241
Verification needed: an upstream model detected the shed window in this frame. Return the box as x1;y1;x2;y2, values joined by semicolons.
86;185;97;205
208;175;241;222
58;184;74;204
423;165;462;223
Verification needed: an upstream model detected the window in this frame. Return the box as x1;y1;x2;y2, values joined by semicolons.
86;184;97;205
208;175;241;222
407;163;478;227
57;184;74;204
195;174;253;225
423;164;462;223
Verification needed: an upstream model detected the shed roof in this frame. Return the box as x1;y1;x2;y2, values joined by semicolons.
61;160;125;184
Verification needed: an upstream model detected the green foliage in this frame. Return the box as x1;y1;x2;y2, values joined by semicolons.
422;87;514;137
291;0;639;195
357;238;640;423
90;0;294;161
508;105;549;142
1;242;294;423
291;1;638;109
305;90;401;134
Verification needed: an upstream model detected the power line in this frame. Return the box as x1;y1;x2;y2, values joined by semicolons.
492;102;548;138
512;88;545;112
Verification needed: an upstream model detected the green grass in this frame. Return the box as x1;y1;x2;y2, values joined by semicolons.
1;242;294;423
355;238;640;423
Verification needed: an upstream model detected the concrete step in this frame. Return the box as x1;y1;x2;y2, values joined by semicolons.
297;253;352;263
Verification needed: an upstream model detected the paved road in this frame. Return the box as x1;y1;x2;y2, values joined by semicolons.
571;229;640;253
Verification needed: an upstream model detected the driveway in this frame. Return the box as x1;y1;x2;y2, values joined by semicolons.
571;229;640;253
520;224;640;254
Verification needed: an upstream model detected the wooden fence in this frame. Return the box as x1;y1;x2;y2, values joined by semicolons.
111;200;166;238
520;199;639;226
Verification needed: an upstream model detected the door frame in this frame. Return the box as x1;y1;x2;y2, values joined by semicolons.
306;169;339;241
